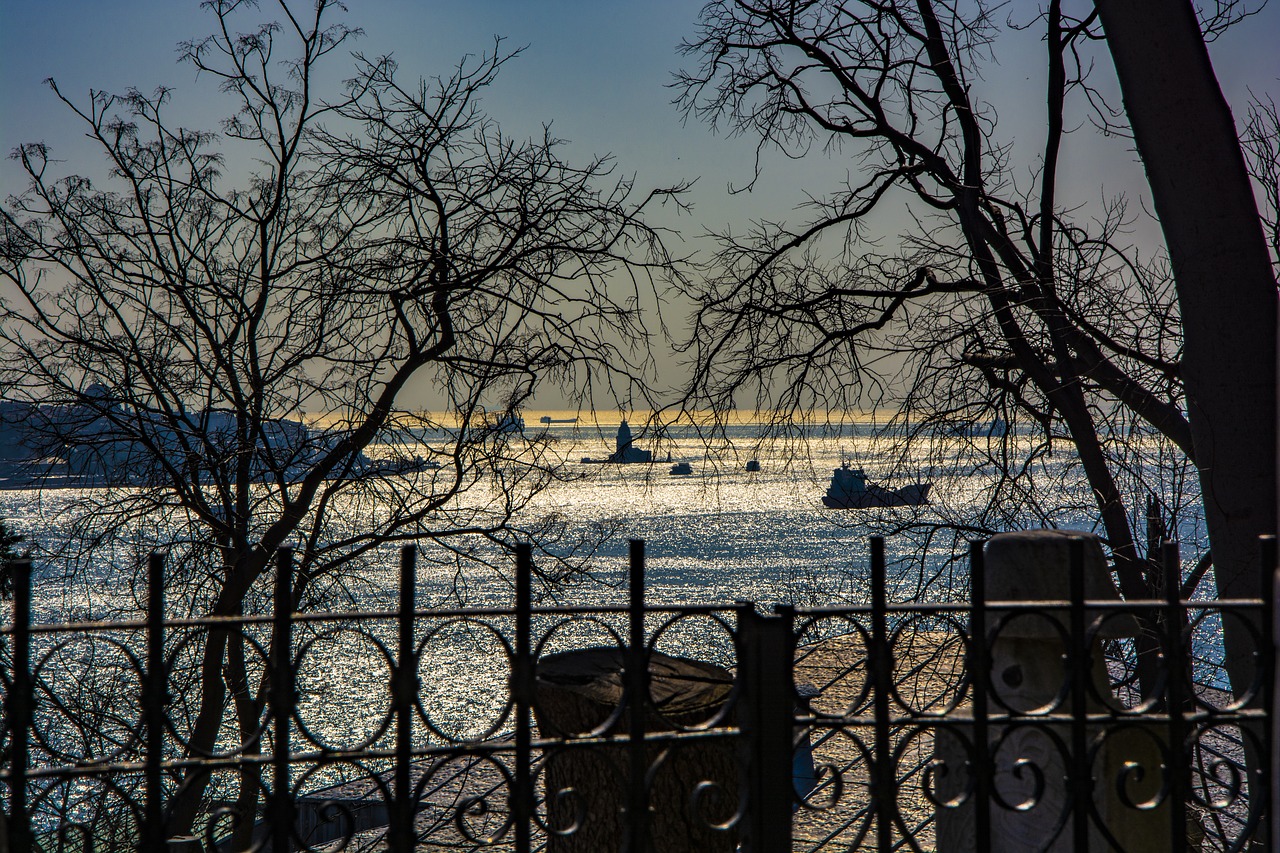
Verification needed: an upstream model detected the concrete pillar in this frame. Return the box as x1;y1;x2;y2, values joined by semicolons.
935;529;1172;852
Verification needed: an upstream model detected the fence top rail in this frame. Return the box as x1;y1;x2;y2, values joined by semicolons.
795;596;1265;617
0;601;740;635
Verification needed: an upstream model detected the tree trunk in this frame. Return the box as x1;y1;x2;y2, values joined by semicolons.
1093;0;1276;595
1093;2;1277;845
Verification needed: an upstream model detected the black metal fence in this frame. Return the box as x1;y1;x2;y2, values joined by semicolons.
2;536;1276;851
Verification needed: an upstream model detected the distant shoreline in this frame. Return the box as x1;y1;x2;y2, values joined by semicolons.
306;408;896;430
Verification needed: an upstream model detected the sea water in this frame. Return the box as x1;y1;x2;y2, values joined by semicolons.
1;420;1229;756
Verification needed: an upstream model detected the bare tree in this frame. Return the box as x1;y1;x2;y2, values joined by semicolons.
0;0;684;841
675;0;1199;602
674;10;1280;838
1242;93;1280;276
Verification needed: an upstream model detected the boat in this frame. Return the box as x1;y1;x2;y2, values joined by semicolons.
492;413;525;434
951;418;1007;438
822;463;931;508
745;459;761;473
670;461;693;476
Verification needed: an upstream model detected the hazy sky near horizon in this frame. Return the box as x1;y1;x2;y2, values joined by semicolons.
3;1;1278;410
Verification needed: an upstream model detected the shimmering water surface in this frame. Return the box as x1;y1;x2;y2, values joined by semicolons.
3;422;1230;758
1;419;1209;615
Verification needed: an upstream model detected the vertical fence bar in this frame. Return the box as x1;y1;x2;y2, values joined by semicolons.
6;559;32;853
1272;555;1280;853
1259;535;1275;853
1067;536;1091;851
869;536;894;853
625;539;650;853
968;540;991;852
766;603;796;844
1162;540;1188;853
738;603;794;852
390;545;417;853
271;547;295;853
144;553;166;850
513;543;534;853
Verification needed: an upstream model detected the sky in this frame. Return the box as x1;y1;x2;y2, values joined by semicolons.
2;1;1279;411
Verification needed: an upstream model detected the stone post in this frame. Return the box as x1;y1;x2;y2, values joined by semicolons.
935;529;1171;852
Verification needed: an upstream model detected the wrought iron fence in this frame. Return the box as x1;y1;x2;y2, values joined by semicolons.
2;535;1276;851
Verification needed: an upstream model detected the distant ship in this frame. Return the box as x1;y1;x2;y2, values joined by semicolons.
950;418;1007;438
492;413;525;434
745;459;761;473
669;461;693;476
822;463;931;508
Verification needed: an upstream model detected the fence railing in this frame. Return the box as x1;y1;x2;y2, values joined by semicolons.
2;535;1276;851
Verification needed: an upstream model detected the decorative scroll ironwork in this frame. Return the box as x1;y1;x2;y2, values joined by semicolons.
2;535;1275;851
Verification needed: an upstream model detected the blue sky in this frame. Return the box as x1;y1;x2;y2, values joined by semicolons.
3;1;1278;409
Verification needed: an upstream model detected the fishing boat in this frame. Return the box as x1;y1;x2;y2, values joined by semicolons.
822;463;931;508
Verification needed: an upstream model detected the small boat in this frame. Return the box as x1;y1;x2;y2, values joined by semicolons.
822;463;931;508
745;459;761;472
951;418;1007;438
492;413;524;434
670;461;693;476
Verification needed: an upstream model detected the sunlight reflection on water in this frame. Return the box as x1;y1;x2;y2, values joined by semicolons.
2;426;1228;762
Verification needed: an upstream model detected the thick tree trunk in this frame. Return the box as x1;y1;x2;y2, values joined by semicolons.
1093;0;1276;597
1094;3;1276;600
1094;2;1277;845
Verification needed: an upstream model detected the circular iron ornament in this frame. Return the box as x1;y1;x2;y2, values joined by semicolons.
796;761;847;812
52;821;94;852
289;758;394;851
1087;611;1164;714
542;784;588;837
204;805;256;853
792;614;874;720
690;778;744;832
28;633;145;765
1095;634;1162;716
437;752;516;845
1190;608;1267;712
922;726;977;810
986;721;1067;814
983;610;1073;717
1091;721;1173;812
796;725;874;815
290;624;396;753
887;612;969;716
922;758;974;810
645;609;739;731
1192;756;1245;812
1113;760;1169;812
647;609;738;670
1197;720;1268;852
27;771;144;851
415;616;515;743
164;624;274;758
531;614;626;740
313;799;362;851
532;740;626;839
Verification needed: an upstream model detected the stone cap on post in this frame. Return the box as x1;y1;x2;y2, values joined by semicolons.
983;529;1140;639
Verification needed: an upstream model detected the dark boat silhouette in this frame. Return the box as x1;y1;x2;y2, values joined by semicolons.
822;463;931;508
